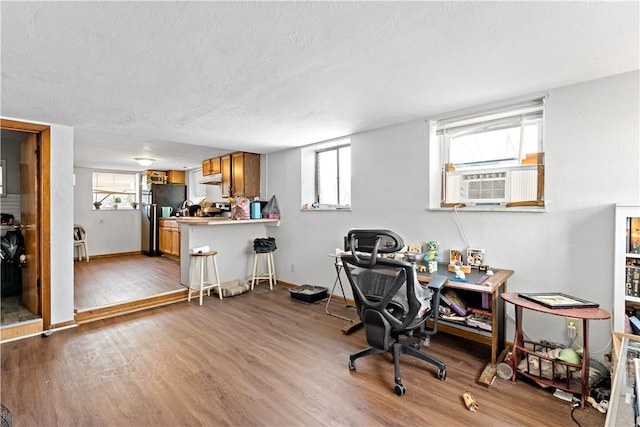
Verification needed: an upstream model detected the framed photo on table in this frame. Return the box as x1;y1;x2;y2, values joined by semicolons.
518;292;599;309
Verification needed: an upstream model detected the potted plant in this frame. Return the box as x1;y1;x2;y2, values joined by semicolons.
113;197;122;209
93;201;102;210
131;201;139;209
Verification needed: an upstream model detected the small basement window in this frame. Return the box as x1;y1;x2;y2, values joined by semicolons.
301;138;351;210
429;97;546;210
93;171;139;210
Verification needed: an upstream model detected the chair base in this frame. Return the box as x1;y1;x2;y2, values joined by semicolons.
348;336;446;396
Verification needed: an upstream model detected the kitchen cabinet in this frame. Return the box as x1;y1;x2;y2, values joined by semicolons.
202;159;212;176
221;154;232;198
231;152;260;198
210;157;221;174
167;170;185;184
202;157;221;176
159;219;180;258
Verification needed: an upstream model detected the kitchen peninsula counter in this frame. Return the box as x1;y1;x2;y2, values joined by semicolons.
176;217;279;226
177;218;280;287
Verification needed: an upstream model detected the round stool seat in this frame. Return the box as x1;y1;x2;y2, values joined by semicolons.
188;250;222;305
191;250;218;257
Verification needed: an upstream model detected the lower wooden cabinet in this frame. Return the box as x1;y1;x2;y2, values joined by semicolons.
159;220;180;257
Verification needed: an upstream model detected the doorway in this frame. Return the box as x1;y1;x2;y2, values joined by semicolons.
0;119;51;340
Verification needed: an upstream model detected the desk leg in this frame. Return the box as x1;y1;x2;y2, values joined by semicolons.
325;264;355;322
580;319;590;409
510;305;524;382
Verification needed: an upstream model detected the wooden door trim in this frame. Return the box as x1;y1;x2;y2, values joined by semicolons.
1;118;51;330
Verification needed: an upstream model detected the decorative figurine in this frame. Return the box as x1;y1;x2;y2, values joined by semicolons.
424;240;439;273
454;264;466;279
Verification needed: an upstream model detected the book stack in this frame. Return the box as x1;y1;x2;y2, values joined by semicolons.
626;258;640;297
629;217;640;254
438;305;468;323
466;308;492;332
440;289;468;316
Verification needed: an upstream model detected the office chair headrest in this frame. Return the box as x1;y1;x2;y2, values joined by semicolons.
346;229;404;267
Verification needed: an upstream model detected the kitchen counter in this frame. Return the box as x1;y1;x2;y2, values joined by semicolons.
176;217;279;226
178;218;280;288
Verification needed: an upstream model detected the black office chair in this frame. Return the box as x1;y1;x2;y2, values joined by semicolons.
341;229;447;396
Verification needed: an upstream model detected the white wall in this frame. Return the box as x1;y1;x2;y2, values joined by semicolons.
73;167;141;256
49;124;75;325
264;71;640;359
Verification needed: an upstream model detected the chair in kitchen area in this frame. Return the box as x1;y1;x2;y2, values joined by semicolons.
188;250;223;305
73;224;89;262
251;237;277;290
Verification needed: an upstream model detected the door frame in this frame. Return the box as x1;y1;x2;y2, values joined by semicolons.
1;118;51;329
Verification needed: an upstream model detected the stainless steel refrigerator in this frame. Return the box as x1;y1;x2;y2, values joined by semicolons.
141;184;187;256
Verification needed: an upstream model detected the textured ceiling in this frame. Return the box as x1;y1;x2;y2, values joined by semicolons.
1;1;638;171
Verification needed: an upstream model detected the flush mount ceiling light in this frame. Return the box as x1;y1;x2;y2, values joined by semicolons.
134;158;155;167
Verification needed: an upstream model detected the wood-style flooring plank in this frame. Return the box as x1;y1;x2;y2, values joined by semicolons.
2;285;605;426
74;254;182;309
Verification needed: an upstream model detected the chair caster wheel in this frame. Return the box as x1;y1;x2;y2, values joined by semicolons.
438;368;447;381
348;360;356;370
395;383;407;396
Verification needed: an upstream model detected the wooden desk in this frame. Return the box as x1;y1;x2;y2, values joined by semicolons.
418;268;513;367
501;293;611;408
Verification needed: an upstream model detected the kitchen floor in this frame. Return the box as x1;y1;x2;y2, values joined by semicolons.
74;254;182;309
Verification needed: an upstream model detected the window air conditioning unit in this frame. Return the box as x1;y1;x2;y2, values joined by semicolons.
445;166;537;206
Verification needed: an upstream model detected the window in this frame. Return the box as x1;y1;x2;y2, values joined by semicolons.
301;138;351;209
316;144;351;206
92;171;139;210
430;98;545;210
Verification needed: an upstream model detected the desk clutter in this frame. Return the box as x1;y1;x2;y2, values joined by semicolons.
439;289;492;332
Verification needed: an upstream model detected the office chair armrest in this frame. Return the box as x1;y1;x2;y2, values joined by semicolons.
426;275;447;290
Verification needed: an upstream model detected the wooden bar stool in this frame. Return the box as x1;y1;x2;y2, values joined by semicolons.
188;250;222;305
251;249;276;290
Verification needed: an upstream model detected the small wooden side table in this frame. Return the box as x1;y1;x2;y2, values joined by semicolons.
501;293;611;408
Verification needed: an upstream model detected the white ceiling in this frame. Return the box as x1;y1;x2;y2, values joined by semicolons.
1;1;638;172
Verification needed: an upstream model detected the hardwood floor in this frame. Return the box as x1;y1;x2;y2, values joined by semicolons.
1;285;606;426
74;254;183;309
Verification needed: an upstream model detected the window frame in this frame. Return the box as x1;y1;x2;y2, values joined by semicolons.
300;138;351;211
314;143;351;208
428;97;546;212
92;171;140;210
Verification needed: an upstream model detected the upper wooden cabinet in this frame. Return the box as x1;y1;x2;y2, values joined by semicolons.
202;159;212;176
221;154;232;198
210;157;221;174
202;157;222;176
167;170;185;184
231;152;260;198
203;151;260;198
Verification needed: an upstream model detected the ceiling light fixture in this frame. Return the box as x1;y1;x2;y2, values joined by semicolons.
134;158;155;167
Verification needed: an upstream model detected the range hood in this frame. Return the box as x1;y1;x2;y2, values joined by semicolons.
199;173;222;185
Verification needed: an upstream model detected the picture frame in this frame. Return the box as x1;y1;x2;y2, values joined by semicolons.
518;292;599;309
466;248;485;268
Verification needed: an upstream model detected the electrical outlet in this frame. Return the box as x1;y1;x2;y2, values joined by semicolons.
291;264;295;273
565;317;582;338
